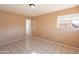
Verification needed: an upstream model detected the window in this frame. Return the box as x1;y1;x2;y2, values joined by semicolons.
57;13;79;31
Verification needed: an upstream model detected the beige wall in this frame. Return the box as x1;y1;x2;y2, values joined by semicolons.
0;11;26;45
32;6;79;48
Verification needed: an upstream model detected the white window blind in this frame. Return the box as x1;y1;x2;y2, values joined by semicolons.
57;13;79;31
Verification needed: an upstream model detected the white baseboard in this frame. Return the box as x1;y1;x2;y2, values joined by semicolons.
32;35;79;50
0;36;26;46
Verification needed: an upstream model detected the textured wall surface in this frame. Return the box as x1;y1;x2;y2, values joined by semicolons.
32;6;79;48
0;11;26;45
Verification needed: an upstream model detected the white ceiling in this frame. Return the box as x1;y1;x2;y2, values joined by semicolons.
0;4;78;17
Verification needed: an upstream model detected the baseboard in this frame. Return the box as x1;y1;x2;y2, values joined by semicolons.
32;35;79;50
0;36;26;46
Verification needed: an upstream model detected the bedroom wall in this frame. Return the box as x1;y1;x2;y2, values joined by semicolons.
32;6;79;48
0;11;26;45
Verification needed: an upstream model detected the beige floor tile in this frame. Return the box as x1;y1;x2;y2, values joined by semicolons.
0;36;79;54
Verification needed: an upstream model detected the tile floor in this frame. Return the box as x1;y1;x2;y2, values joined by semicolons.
0;35;79;54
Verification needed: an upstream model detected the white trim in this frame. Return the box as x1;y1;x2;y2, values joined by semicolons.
0;36;26;46
32;35;79;50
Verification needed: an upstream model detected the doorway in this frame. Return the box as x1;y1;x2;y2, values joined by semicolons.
26;19;32;35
